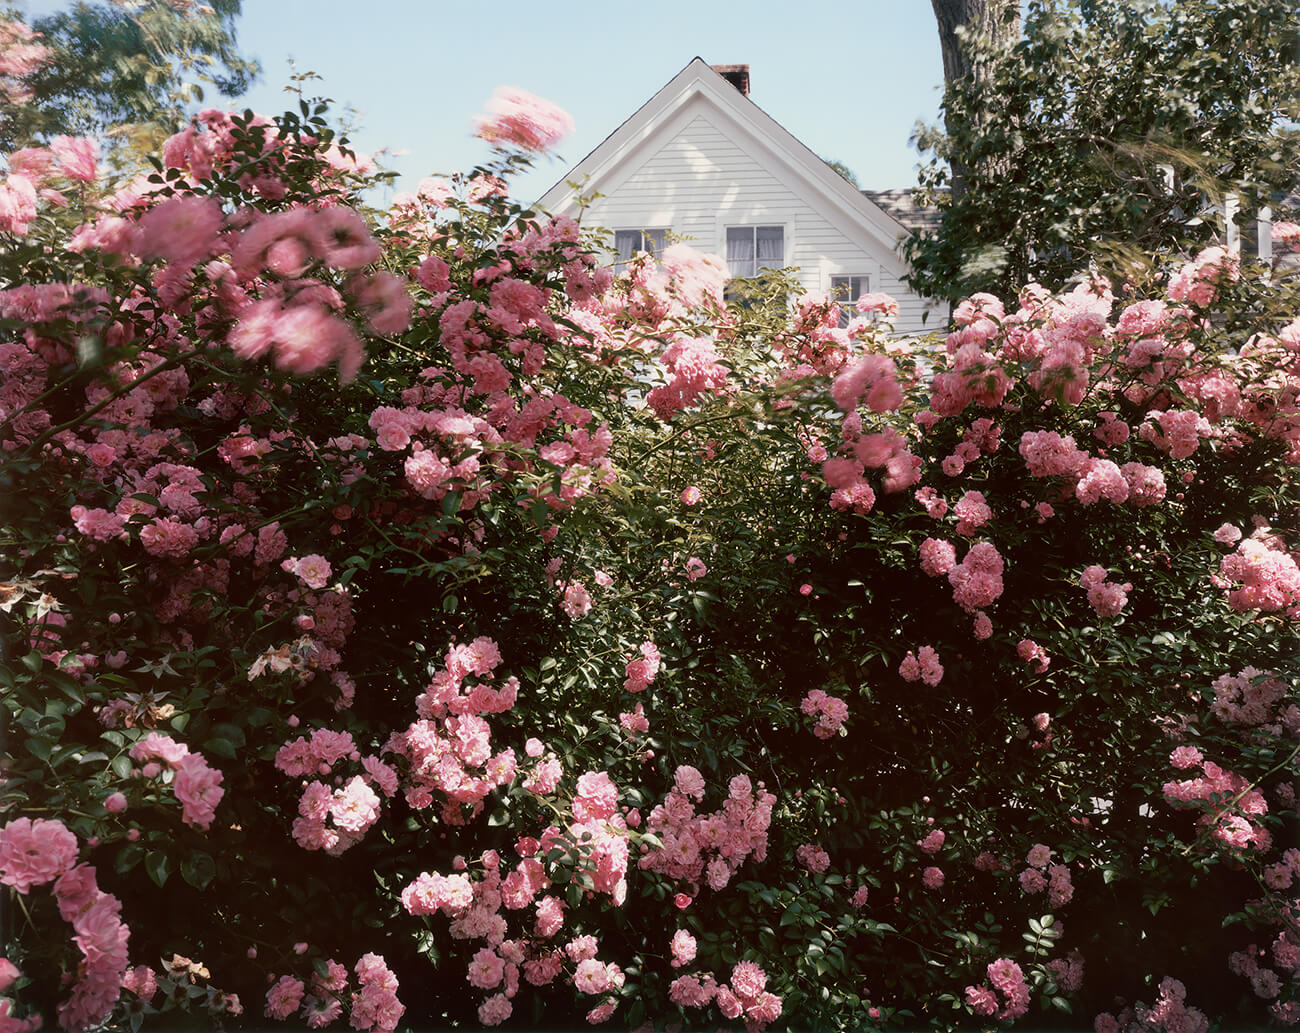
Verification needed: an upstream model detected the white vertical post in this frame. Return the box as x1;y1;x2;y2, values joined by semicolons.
1258;206;1273;262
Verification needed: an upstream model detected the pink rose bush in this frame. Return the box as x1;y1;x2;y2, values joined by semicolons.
1;65;1298;1033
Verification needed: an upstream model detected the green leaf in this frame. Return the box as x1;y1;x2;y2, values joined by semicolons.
115;842;144;874
145;850;173;888
203;737;238;760
210;723;246;747
181;852;216;890
246;708;274;728
24;737;51;761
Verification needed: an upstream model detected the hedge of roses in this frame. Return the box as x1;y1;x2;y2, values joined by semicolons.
1;61;1298;1033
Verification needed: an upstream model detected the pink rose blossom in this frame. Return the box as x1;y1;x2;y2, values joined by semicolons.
918;829;946;855
477;993;512;1026
49;135;98;181
284;553;332;589
1019;867;1048;894
1026;843;1052;868
475;87;574;153
1214;523;1243;545
561;581;592;618
673;765;706;800
467;947;505;990
730;960;768;998
670;929;697;967
573;770;618;822
265;975;305;1021
0;817;78;893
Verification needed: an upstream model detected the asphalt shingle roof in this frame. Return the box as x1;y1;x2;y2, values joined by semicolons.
860;188;944;235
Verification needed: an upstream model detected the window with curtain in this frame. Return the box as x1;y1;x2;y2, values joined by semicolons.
614;229;669;262
725;225;784;277
830;274;869;328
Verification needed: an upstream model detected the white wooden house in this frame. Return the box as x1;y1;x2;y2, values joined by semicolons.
537;58;941;334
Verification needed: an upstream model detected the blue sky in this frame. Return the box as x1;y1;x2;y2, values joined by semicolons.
18;0;947;205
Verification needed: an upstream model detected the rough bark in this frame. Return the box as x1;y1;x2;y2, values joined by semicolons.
930;0;1022;200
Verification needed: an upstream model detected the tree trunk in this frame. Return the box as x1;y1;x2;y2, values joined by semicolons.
930;0;1021;200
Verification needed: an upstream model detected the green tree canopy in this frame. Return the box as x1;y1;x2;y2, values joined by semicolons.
2;0;257;156
907;0;1300;304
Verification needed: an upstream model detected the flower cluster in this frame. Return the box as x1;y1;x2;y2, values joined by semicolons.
1017;638;1051;673
1167;245;1239;307
1093;975;1208;1033
1215;538;1300;616
795;843;831;872
350;954;404;1033
668;959;783;1031
1209;666;1297;732
965;957;1030;1021
53;863;130;1032
129;734;225;830
639;772;776;893
1162;755;1271;852
899;645;944;686
947;541;1005;614
1229;914;1300;1015
1080;565;1132;619
381;637;518;823
1018;844;1074;907
800;688;849;738
0;16;52;106
623;640;661;693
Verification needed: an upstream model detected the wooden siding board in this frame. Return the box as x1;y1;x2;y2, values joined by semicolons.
582;111;938;332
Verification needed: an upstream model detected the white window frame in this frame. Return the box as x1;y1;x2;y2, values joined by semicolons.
829;274;870;327
725;224;785;278
613;228;669;263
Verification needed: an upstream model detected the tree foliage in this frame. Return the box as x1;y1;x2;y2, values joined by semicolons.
821;157;860;188
1;0;257;156
908;0;1300;304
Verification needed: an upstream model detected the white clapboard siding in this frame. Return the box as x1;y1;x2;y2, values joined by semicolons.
539;58;941;336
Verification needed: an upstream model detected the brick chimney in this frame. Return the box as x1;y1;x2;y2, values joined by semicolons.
711;64;750;97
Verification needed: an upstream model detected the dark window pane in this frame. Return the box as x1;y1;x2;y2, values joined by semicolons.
756;225;784;268
614;230;642;262
727;227;755;277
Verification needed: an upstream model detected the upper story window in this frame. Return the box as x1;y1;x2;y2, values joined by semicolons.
725;225;784;278
830;274;869;328
614;228;668;262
